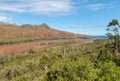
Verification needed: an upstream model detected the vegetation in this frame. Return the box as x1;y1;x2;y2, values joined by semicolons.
106;19;120;66
106;19;120;54
40;41;83;46
0;19;120;81
0;39;120;81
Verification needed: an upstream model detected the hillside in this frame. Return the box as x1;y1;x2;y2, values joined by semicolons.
0;23;90;44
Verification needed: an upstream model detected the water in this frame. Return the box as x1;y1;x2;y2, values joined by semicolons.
92;36;108;40
45;36;108;43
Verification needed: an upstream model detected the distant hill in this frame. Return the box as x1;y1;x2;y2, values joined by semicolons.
0;23;90;44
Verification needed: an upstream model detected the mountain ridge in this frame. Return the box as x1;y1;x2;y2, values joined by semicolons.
0;23;91;44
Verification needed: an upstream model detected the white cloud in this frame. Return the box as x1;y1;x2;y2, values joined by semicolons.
0;16;12;24
0;0;81;15
0;0;107;16
87;3;105;11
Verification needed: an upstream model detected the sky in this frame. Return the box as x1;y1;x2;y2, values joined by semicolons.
0;0;120;36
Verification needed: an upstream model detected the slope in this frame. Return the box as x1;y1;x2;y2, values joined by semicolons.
0;23;90;44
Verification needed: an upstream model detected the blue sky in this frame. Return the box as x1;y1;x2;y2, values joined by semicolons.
0;0;120;36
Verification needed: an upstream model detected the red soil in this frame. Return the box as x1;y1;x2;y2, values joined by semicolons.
0;40;93;56
0;41;45;55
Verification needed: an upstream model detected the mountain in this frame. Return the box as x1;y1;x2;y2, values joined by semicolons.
0;23;90;44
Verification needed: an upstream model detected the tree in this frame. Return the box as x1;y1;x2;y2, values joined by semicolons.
106;19;120;55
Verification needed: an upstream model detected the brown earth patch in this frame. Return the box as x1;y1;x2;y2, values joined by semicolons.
0;40;93;56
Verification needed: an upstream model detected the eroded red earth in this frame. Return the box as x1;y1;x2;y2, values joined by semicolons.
0;40;93;56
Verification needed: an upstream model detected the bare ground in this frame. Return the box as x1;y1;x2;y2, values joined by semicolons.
0;40;93;56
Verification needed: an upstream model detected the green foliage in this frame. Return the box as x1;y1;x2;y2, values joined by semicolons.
0;40;120;81
106;19;120;55
29;49;36;54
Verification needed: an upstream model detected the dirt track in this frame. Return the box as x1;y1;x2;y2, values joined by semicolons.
0;40;93;56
